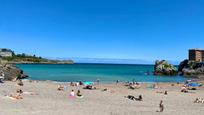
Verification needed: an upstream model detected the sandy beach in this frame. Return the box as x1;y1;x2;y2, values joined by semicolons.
0;81;204;115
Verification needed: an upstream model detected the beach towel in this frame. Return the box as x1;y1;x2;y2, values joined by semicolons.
83;82;93;85
188;83;202;87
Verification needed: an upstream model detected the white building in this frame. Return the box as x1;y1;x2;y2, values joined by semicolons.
0;49;13;57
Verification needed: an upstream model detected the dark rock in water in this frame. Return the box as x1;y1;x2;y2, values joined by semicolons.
0;63;28;81
154;60;178;76
178;60;204;78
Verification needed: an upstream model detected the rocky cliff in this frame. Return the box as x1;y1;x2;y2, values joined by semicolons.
0;63;28;81
178;59;204;79
154;60;178;76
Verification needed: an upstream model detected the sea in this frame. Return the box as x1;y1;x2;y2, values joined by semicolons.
17;63;187;83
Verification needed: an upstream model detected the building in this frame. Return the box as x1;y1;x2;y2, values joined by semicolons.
0;48;13;57
189;49;204;62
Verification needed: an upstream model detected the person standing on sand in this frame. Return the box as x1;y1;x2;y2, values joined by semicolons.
116;80;119;85
157;100;164;112
97;79;100;85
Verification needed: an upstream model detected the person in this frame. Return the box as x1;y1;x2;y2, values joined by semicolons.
79;81;83;85
16;89;37;95
76;90;83;97
135;95;143;101
0;71;5;83
70;90;75;97
125;95;143;101
181;86;188;93
102;88;108;91
7;94;23;100
57;85;64;91
83;85;96;90
153;83;159;89
156;90;168;95
164;91;168;95
125;95;136;101
70;82;74;86
17;79;23;86
157;100;164;112
116;80;119;85
16;89;23;94
97;79;100;85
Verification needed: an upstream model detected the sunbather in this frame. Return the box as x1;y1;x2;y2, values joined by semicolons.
83;85;96;90
125;95;143;101
156;90;168;95
57;85;64;91
17;79;23;86
194;98;204;103
17;89;38;95
181;86;188;93
6;93;23;100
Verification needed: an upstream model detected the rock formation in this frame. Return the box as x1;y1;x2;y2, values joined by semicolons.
154;60;178;76
178;59;204;78
0;63;28;81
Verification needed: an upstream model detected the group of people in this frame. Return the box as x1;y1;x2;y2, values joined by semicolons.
125;95;143;101
127;82;141;89
70;90;83;98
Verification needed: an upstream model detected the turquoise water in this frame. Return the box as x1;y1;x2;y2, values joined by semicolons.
17;64;187;83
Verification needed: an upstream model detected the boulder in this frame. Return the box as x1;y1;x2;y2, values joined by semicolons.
178;59;204;79
154;60;178;76
0;63;28;81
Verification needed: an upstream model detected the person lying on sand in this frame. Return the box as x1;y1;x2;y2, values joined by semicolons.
83;85;96;90
102;88;108;91
156;90;168;95
125;95;143;101
17;79;24;86
181;86;188;93
57;85;64;91
6;93;23;100
17;89;38;95
129;83;141;89
156;100;164;112
194;98;204;103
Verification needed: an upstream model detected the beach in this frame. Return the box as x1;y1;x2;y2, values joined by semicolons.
0;81;204;115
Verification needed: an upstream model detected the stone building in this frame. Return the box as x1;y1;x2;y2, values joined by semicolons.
189;49;204;62
0;48;13;57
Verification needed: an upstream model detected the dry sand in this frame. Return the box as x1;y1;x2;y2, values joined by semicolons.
0;81;204;115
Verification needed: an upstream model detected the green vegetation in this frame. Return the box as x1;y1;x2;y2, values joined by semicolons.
0;53;73;64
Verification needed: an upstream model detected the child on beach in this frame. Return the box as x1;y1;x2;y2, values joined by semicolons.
70;90;75;97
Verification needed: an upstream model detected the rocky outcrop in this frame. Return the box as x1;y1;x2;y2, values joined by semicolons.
178;59;204;79
0;63;28;81
154;60;178;76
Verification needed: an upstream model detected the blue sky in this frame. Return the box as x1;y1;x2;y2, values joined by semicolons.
0;0;204;64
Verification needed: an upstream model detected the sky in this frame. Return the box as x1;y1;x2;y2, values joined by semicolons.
0;0;204;64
